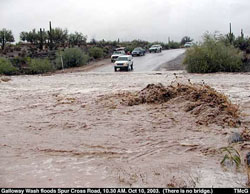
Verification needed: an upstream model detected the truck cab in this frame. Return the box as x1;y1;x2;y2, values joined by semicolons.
111;50;126;62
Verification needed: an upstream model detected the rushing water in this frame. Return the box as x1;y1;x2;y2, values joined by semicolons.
0;71;249;187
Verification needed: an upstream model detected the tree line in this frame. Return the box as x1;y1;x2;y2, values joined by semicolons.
0;21;195;51
0;25;87;50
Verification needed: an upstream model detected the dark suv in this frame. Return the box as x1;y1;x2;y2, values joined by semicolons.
132;47;146;56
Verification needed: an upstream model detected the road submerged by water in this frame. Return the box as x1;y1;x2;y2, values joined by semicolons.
0;50;250;187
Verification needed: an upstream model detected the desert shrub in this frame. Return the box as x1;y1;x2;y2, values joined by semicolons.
29;58;54;74
56;48;88;69
184;34;243;73
168;41;181;49
88;47;104;59
233;37;250;54
0;57;18;75
10;56;31;69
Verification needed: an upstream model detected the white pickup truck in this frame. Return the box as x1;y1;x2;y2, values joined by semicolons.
114;55;133;72
149;45;162;53
111;50;126;62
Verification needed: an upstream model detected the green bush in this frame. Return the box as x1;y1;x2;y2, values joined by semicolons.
56;48;88;68
10;56;31;70
88;47;104;59
184;34;243;73
168;41;181;49
0;57;18;75
29;58;54;74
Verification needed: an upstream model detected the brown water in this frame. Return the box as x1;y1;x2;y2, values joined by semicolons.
0;71;249;187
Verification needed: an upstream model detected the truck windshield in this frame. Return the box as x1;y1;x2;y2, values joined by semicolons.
113;51;122;54
117;57;128;61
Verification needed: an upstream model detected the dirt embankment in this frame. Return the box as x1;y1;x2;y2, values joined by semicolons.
156;53;186;71
52;58;111;74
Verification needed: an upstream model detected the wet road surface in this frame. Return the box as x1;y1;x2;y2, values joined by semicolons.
92;49;186;72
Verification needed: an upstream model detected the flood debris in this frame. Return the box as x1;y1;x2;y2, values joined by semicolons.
124;83;240;127
241;128;250;141
0;77;11;82
228;132;243;144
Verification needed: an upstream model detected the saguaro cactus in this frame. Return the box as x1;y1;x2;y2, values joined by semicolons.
39;28;44;50
241;29;244;38
48;21;53;50
227;23;235;44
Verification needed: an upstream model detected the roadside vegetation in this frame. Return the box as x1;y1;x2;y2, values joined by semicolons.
0;57;17;75
88;47;104;59
29;58;54;74
0;22;186;75
184;31;250;73
56;48;89;69
1;21;250;75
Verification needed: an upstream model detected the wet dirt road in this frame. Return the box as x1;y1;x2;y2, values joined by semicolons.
0;71;250;187
92;49;186;72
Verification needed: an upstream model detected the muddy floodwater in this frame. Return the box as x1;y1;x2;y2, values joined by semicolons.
0;71;250;187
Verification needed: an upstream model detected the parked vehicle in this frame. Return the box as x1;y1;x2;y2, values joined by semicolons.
184;42;194;48
114;55;133;72
111;50;126;62
115;47;126;51
132;47;145;56
149;45;162;53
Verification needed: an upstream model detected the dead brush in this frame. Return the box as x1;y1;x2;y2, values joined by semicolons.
124;82;240;127
1;77;11;82
241;127;250;141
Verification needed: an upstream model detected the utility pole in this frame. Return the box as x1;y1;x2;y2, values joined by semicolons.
60;50;64;72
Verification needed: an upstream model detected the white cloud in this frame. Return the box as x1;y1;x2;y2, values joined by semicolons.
1;0;250;42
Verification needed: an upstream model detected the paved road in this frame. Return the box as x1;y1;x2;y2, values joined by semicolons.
92;48;186;72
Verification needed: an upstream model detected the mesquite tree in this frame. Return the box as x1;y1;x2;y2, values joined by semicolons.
181;36;193;45
0;29;15;50
68;32;87;47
